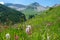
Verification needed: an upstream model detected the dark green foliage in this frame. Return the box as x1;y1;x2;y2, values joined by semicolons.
49;7;53;11
0;4;26;25
28;15;35;19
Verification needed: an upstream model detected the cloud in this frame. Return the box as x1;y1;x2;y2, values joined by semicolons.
0;2;4;5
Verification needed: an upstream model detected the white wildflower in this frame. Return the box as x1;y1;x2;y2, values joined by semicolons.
47;33;50;40
26;25;31;29
5;33;10;40
26;25;32;34
26;27;30;33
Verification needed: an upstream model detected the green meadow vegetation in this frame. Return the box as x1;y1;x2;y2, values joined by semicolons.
0;5;60;40
21;8;41;19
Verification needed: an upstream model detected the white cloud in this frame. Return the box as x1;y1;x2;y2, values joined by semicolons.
0;2;4;5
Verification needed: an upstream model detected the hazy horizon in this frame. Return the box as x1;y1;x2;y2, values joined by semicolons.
0;0;60;7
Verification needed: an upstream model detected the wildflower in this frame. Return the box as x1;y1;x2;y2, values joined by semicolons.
47;23;51;26
26;27;30;33
26;25;32;35
5;33;10;40
14;35;19;40
46;22;52;27
26;25;31;29
47;33;50;40
4;25;8;29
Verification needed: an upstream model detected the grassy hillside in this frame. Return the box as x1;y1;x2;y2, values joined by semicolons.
0;6;60;40
23;6;60;40
21;8;41;19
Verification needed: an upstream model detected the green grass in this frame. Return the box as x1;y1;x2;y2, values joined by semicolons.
0;6;60;40
21;9;41;19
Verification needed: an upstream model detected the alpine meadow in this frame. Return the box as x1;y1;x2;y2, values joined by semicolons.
0;0;60;40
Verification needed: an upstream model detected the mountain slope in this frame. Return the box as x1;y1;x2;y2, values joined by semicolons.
25;6;60;29
21;2;47;19
5;3;26;11
0;4;26;25
22;6;60;40
26;2;47;12
5;2;47;12
24;5;60;25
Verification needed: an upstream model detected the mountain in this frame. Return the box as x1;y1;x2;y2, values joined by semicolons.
5;3;26;11
21;2;47;19
26;2;47;12
4;2;47;12
4;2;48;19
53;4;60;7
0;4;26;25
28;2;40;7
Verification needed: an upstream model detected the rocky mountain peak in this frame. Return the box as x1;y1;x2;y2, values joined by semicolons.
30;2;40;6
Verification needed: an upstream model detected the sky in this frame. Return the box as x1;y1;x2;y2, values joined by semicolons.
0;0;60;7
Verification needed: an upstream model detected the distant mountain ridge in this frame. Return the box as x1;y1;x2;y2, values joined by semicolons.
5;3;26;11
27;2;47;12
53;4;60;7
4;2;48;12
5;3;26;8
